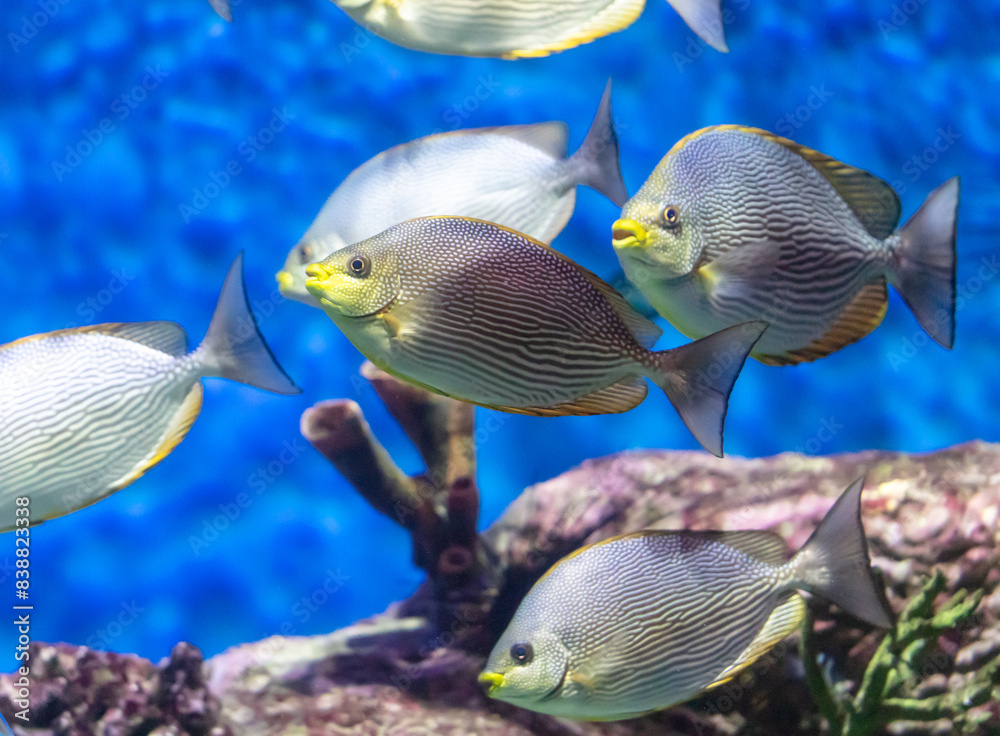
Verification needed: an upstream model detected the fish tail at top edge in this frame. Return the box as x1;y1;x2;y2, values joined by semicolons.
196;252;301;395
208;0;232;22
887;176;959;349
667;0;729;52
647;320;766;457
792;477;894;628
568;79;628;207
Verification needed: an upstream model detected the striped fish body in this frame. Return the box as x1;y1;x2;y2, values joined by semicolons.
480;479;893;720
333;0;647;58
306;216;768;456
308;217;655;411
0;328;206;528
278;82;626;305
612;126;958;364
488;531;800;719
0;254;299;532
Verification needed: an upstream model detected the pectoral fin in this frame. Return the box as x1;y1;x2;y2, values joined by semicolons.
698;240;781;306
377;292;439;343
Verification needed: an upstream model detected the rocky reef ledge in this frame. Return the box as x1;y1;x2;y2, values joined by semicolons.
2;370;998;735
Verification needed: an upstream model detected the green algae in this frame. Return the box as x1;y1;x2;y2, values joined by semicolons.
801;569;1000;736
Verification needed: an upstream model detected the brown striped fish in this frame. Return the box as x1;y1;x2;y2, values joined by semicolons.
0;254;300;532
612;126;959;365
304;216;766;456
479;477;892;721
328;0;729;58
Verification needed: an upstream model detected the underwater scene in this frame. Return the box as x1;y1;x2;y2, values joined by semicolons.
1;0;999;733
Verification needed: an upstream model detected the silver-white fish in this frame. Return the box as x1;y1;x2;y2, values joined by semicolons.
329;0;728;57
277;81;627;305
480;478;892;721
0;254;300;532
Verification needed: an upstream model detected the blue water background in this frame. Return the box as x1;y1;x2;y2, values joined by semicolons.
0;0;997;667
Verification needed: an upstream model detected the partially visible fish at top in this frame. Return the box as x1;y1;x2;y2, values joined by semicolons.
479;477;892;721
277;81;627;305
0;253;300;533
328;0;729;58
304;216;767;456
612;126;959;365
208;0;232;21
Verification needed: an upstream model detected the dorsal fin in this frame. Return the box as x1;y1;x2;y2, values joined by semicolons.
96;322;190;356
0;321;189;357
756;278;888;365
474;122;569;160
704;593;807;690
670;125;902;240
704;530;789;565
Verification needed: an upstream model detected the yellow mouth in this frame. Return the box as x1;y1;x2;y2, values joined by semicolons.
611;218;648;249
304;263;332;293
478;672;504;695
276;270;294;292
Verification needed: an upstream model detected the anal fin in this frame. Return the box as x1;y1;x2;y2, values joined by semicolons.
482;375;648;417
755;278;888;365
704;593;806;690
106;383;204;492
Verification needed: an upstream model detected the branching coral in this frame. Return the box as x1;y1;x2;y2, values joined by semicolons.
300;360;500;653
801;569;1000;736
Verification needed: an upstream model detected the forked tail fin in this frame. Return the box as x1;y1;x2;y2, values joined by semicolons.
568;79;629;207
208;0;232;22
889;177;959;349
792;477;893;628
197;252;301;395
648;321;766;457
668;0;728;52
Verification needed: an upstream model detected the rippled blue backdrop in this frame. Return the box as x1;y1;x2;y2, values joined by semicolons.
1;0;998;667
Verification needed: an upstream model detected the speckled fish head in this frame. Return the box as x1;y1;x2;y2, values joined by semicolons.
304;236;401;318
612;133;723;279
480;622;569;707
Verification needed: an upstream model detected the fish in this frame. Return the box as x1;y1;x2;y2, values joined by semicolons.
304;216;767;456
331;0;728;59
277;81;627;306
612;125;960;365
0;253;300;533
208;0;232;21
479;477;892;721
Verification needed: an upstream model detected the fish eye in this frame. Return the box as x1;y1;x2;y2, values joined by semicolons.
347;255;371;278
297;243;313;261
662;205;681;228
509;643;534;666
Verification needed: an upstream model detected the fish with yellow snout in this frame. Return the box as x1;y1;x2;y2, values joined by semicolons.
612;125;959;365
479;477;892;721
304;216;767;457
0;253;300;533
